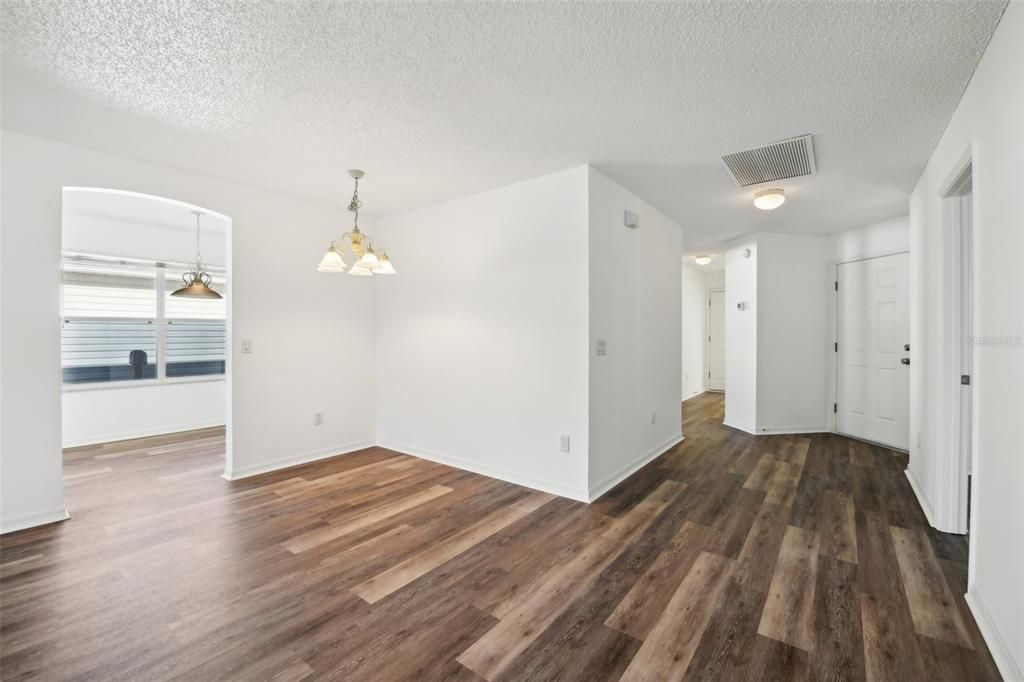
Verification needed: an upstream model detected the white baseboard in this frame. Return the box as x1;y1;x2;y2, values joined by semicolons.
904;468;938;529
376;438;590;502
1;507;71;535
722;419;757;435
63;420;226;448
588;432;684;502
754;425;829;435
223;439;376;480
681;391;703;403
966;586;1024;682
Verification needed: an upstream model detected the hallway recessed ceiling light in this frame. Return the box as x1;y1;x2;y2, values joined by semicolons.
317;170;397;276
753;188;785;210
695;255;712;266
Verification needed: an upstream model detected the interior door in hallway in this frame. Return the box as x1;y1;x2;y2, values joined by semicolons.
836;252;910;450
707;290;726;391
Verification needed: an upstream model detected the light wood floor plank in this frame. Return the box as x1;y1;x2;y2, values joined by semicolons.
890;526;973;647
618;551;733;682
757;524;820;651
353;491;552;603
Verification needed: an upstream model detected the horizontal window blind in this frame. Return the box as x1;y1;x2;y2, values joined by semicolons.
166;320;226;377
62;261;158;383
60;254;226;385
61;319;157;383
62;270;157;319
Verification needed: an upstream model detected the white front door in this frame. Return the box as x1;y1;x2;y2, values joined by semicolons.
836;252;910;450
707;290;726;391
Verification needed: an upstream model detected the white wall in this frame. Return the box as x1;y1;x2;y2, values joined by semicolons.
374;167;591;500
587;167;682;497
908;4;1023;678
1;131;377;533
62;381;225;448
724;240;757;432
831;215;910;263
681;265;708;400
755;233;831;433
724;233;830;435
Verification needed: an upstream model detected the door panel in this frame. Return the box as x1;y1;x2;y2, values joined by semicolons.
837;253;909;450
708;290;725;391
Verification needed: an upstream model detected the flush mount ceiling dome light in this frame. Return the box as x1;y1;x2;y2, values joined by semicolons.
753;188;785;210
694;255;712;266
317;170;397;276
171;211;223;299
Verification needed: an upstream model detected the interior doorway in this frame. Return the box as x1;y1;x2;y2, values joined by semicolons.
707;289;726;392
835;251;911;450
940;157;975;535
59;188;232;492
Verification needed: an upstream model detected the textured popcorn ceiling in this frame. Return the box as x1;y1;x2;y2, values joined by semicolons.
0;1;1008;250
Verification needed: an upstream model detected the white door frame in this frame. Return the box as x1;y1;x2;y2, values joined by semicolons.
831;251;911;449
705;288;725;392
935;150;975;535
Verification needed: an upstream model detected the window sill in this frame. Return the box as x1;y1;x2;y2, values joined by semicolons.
62;376;226;393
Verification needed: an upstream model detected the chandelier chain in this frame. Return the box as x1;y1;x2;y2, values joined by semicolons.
348;177;362;229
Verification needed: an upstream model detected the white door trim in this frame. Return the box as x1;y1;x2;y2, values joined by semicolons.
705;288;725;392
933;154;974;535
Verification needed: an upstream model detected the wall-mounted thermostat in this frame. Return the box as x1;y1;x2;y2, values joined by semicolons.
624;210;639;229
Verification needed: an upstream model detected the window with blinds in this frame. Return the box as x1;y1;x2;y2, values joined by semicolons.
61;255;226;386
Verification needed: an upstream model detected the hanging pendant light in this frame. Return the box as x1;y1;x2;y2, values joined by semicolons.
316;170;396;277
172;211;223;299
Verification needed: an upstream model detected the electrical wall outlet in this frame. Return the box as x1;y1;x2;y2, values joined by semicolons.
241;339;253;353
559;435;571;453
313;412;324;426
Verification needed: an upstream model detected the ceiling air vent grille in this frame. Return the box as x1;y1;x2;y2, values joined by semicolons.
721;135;816;187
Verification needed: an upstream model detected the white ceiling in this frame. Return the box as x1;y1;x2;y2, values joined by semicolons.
1;1;1007;252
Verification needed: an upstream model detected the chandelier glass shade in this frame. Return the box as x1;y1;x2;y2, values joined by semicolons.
172;211;223;299
317;170;397;276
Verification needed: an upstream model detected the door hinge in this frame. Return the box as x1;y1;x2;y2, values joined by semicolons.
834;280;838;291
708;371;711;378
834;342;838;352
708;335;711;342
833;403;838;414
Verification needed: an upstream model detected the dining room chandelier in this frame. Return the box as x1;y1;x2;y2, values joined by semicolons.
317;170;396;276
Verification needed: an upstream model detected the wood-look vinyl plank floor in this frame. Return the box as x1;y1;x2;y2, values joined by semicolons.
0;393;1001;681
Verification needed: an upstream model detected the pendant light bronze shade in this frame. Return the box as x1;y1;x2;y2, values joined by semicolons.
172;271;223;299
172;211;222;299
